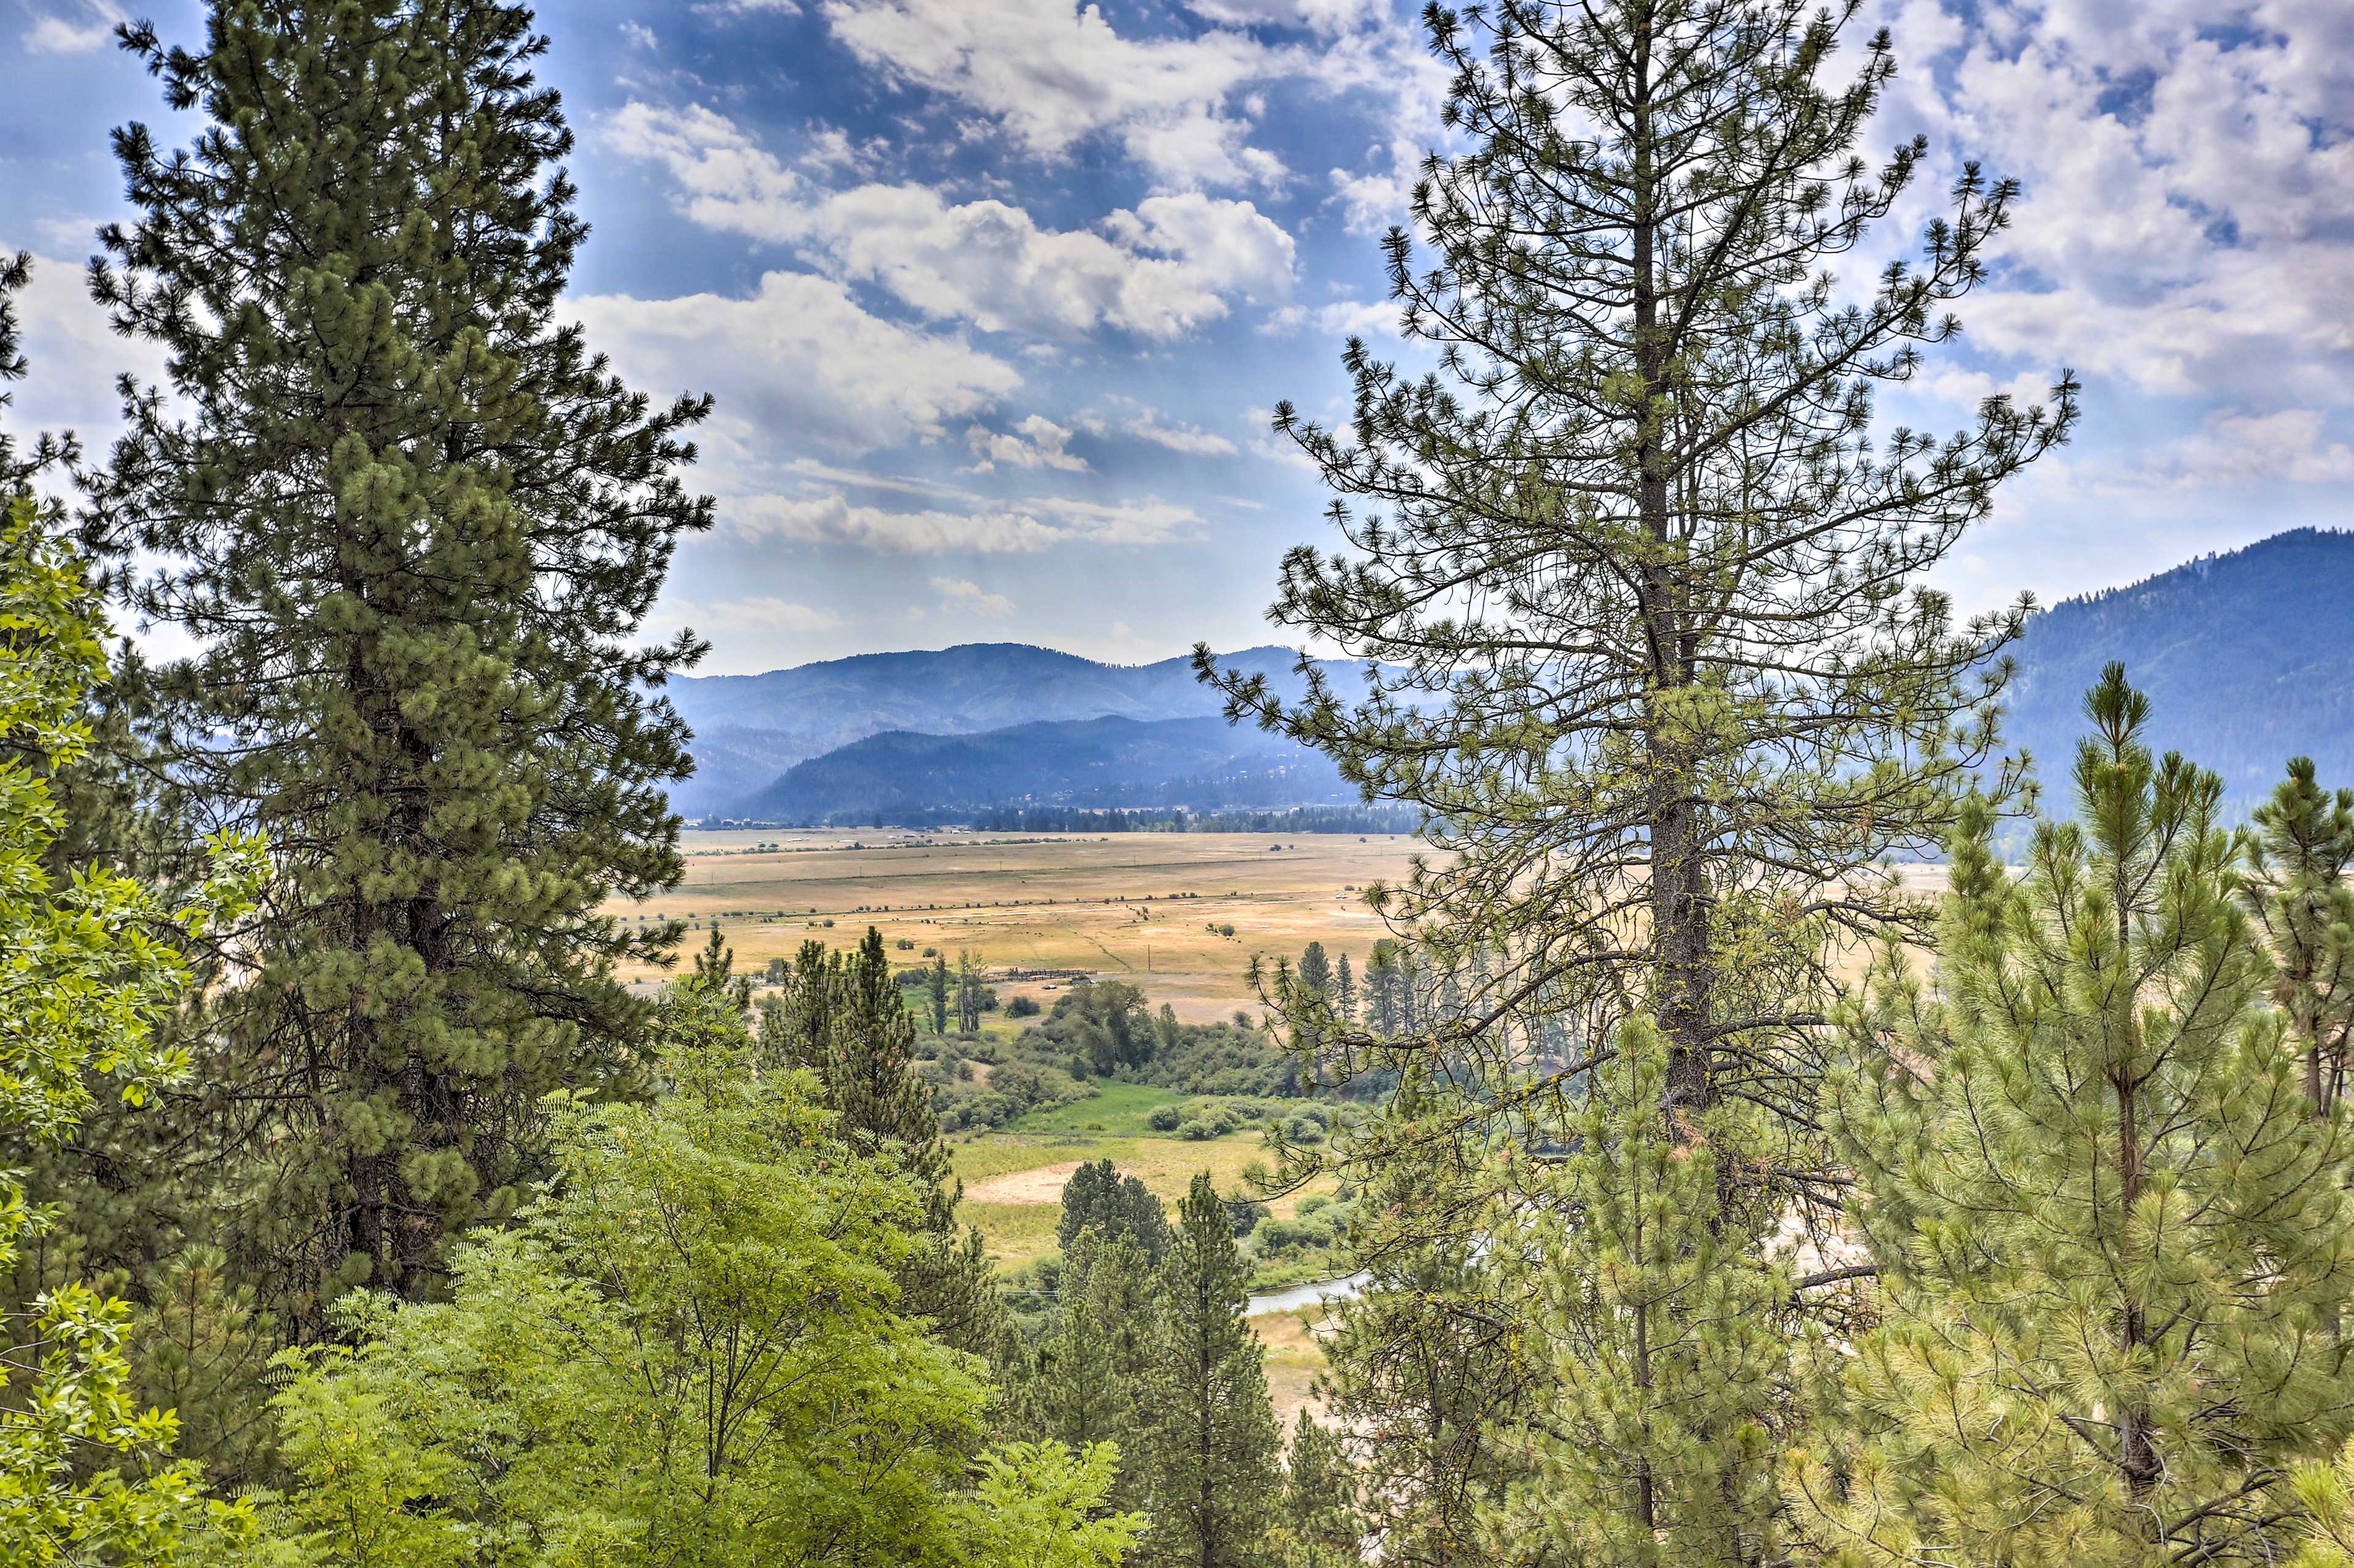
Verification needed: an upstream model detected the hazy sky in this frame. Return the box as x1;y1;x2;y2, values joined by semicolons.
4;0;2350;674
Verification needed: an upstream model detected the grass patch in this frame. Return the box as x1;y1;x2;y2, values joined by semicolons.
997;1081;1187;1138
957;1201;1061;1269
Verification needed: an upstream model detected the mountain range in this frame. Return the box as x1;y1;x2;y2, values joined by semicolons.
663;644;1374;817
670;528;2354;824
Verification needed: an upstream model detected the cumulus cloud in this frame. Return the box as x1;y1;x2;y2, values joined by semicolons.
931;576;1016;617
571;272;1019;455
966;415;1087;473
817;0;1289;189
22;1;122;54
604;103;1295;340
1875;0;2354;404
1262;298;1400;339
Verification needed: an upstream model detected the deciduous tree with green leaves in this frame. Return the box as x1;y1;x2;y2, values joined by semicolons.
85;0;710;1319
237;978;1138;1567
1;494;262;1566
1802;667;2354;1567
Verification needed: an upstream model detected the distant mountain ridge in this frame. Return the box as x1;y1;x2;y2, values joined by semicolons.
677;528;2354;824
733;715;1352;822
2000;527;2354;805
665;643;1369;815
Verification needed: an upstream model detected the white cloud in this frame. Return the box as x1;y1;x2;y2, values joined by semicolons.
1183;0;1393;32
1875;0;2354;404
726;491;1200;554
0;249;168;446
931;576;1016;617
23;1;122;54
619;21;657;49
1262;298;1400;339
670;596;842;636
1116;411;1238;456
572;272;1019;455
2158;409;2354;487
966;414;1087;472
605;103;1295;340
817;0;1289;189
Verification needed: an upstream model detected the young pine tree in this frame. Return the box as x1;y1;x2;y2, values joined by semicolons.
86;0;710;1315
2238;758;2354;1113
1484;1018;1789;1567
1140;1173;1283;1568
1805;667;2354;1567
1277;1412;1363;1568
1010;1228;1160;1518
769;929;996;1351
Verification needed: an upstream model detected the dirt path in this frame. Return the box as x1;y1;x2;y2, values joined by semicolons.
961;1160;1084;1205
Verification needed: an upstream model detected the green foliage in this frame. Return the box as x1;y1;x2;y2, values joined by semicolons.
0;495;262;1564
1006;1230;1160;1518
1055;1159;1173;1265
1485;1020;1788;1566
239;999;1136;1567
86;0;710;1314
2239;756;2354;1111
762;929;998;1350
1136;1173;1282;1567
1277;1412;1362;1568
1808;667;2354;1565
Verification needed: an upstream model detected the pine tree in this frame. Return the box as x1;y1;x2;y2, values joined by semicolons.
1484;1018;1788;1566
1295;943;1332;999
932;953;952;1034
769;927;996;1351
1333;953;1355;1025
2239;757;2354;1113
1201;0;2071;1133
1012;1229;1160;1517
1057;1158;1174;1264
1277;1412;1363;1568
1804;667;2354;1566
1139;1173;1282;1568
85;0;712;1315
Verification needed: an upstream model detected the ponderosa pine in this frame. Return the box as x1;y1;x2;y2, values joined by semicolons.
84;0;710;1317
764;928;996;1349
1138;1173;1282;1568
1806;668;2354;1566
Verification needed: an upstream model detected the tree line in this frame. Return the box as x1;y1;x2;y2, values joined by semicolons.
9;2;2354;1567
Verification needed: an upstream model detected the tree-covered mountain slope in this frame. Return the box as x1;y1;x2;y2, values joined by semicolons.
731;714;1352;823
2000;528;2354;806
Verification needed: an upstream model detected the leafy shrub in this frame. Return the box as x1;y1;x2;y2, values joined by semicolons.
1148;1105;1183;1132
1005;995;1042;1018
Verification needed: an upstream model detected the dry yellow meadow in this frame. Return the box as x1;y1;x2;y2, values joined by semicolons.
613;827;1434;1019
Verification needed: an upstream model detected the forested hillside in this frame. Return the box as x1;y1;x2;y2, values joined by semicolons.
732;714;1352;821
2002;527;2354;804
704;528;2354;825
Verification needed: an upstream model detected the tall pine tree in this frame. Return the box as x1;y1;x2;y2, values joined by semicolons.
1805;668;2354;1566
1138;1173;1282;1568
766;928;996;1350
85;0;710;1317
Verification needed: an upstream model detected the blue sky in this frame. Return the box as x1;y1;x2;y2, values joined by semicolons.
4;0;2351;673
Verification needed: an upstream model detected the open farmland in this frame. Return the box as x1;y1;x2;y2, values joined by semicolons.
613;828;1435;1019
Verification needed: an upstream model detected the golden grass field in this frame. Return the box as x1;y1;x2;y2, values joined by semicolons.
614;828;1434;1019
